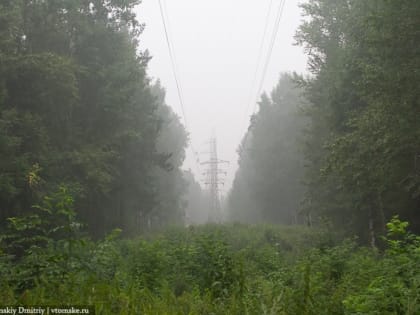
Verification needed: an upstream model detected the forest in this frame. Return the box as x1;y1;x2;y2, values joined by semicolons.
0;0;419;314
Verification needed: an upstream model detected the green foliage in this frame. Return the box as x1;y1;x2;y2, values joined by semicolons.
343;218;420;315
1;0;419;313
229;73;307;224
0;186;88;290
294;0;420;242
0;0;190;236
1;214;419;314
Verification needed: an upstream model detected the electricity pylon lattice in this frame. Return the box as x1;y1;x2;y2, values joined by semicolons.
201;138;228;223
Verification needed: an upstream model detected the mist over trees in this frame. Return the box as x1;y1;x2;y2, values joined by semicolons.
0;0;192;237
1;0;418;246
0;0;419;312
229;0;420;245
298;0;420;244
150;81;189;227
228;73;306;224
184;170;209;225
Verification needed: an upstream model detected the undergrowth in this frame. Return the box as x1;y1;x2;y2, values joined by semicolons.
0;189;419;314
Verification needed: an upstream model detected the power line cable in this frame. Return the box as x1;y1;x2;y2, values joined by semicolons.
158;0;201;174
162;0;184;105
242;0;274;122
158;0;189;127
161;0;201;166
251;0;286;114
234;0;286;161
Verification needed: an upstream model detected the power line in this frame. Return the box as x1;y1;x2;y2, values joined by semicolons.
158;0;201;174
161;0;184;105
234;0;287;162
158;0;189;127
252;0;286;114
242;0;274;122
164;0;201;167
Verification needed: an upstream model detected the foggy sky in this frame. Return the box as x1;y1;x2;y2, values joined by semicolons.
135;0;308;192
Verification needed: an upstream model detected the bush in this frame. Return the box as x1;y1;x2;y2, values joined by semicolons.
1;208;419;314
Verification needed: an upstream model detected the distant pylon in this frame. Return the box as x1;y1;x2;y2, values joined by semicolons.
201;138;228;223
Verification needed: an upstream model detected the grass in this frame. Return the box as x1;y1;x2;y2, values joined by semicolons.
1;222;419;314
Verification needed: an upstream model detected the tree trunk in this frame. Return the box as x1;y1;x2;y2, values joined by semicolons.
369;208;376;248
377;191;386;236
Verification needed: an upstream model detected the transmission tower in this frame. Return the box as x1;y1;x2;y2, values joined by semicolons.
201;138;228;223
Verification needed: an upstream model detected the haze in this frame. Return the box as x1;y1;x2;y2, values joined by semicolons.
136;0;308;191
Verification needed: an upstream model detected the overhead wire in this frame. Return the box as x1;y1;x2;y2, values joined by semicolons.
242;0;274;122
234;0;287;158
158;0;287;178
161;0;202;167
235;0;286;150
158;0;189;127
251;0;286;114
158;0;201;174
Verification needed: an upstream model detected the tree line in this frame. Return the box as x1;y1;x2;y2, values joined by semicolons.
0;0;205;237
229;0;420;245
